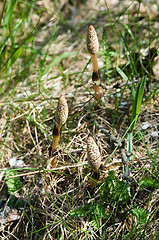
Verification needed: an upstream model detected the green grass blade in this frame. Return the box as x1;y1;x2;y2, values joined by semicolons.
116;66;128;82
2;0;16;38
42;51;78;76
130;76;146;132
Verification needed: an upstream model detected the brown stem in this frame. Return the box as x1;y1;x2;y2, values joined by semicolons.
93;81;100;100
89;169;100;190
91;54;99;72
51;124;61;168
91;54;100;100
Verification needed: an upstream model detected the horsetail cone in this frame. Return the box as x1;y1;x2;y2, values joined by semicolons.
87;135;101;170
87;24;99;73
55;95;68;126
87;25;99;55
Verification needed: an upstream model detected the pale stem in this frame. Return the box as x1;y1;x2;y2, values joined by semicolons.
91;54;99;72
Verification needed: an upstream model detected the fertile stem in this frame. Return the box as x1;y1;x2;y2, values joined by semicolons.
87;25;100;101
50;95;68;168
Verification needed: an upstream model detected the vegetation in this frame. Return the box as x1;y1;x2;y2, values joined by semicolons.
0;0;158;239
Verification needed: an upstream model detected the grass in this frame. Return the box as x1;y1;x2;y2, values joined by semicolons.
0;0;159;239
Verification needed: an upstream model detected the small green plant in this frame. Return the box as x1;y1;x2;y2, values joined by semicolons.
71;171;130;232
139;176;159;190
5;170;23;208
5;169;22;195
130;208;147;225
102;171;130;204
71;201;107;230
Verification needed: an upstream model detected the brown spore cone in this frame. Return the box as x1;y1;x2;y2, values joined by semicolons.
87;25;99;55
87;135;101;170
55;95;68;126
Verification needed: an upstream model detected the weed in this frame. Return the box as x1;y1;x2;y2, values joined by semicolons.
5;169;22;195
